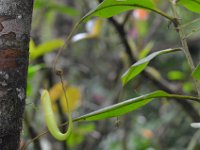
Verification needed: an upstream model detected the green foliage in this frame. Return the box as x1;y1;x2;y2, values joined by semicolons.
74;91;164;122
34;0;79;16
67;123;95;148
27;0;200;149
41;90;73;141
73;91;199;122
192;63;200;80
178;0;200;14
27;64;44;96
183;82;194;93
28;64;45;79
81;0;173;22
121;48;181;86
138;42;154;59
86;0;154;18
167;70;185;80
29;39;64;60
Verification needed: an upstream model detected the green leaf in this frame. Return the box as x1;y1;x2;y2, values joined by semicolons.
178;0;200;14
81;0;173;22
30;39;64;60
28;64;45;79
74;91;165;122
48;3;79;16
121;48;181;86
34;0;45;8
73;91;200;122
167;70;185;80
67;123;95;148
192;63;200;80
139;41;154;59
50;0;173;60
34;0;78;16
27;64;45;96
183;82;194;93
29;39;36;52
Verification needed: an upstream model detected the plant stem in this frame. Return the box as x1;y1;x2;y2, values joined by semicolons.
109;17;200;121
170;1;200;97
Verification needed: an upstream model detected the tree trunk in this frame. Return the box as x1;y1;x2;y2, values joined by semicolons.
0;0;33;149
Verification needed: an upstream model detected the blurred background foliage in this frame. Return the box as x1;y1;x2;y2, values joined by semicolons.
22;0;200;149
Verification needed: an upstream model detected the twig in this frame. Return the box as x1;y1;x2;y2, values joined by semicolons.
23;113;41;150
108;17;200;121
170;1;200;97
122;11;132;26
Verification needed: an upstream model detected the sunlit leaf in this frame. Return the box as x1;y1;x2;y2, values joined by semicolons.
30;39;64;60
54;0;173;54
49;82;67;109
74;91;163;122
48;3;79;16
81;0;173;22
192;63;200;80
27;64;44;96
28;64;45;79
139;41;154;59
49;82;81;113
90;19;103;36
61;86;82;112
73;90;200;122
72;19;103;42
34;0;46;8
121;48;181;86
167;70;185;80
34;0;78;16
29;39;36;52
178;0;200;14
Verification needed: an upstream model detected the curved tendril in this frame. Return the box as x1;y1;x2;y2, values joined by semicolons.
40;90;73;141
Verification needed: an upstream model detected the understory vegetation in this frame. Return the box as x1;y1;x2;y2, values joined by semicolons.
22;0;200;150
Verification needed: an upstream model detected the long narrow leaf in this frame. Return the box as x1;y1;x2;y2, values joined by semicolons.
81;0;173;22
30;39;64;60
121;48;182;86
52;0;174;65
178;0;200;14
73;91;200;122
34;0;78;16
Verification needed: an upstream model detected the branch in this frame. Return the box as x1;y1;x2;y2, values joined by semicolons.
108;17;200;122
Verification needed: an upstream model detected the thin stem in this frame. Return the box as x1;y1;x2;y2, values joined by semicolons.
53;21;81;72
181;17;200;28
22;91;200;150
109;16;200;121
72;94;200;123
20;130;48;150
170;1;200;97
21;121;70;150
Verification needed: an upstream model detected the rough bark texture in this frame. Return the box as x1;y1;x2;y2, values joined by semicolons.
0;0;33;149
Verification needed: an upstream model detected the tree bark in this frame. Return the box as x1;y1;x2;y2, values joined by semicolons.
0;0;33;149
